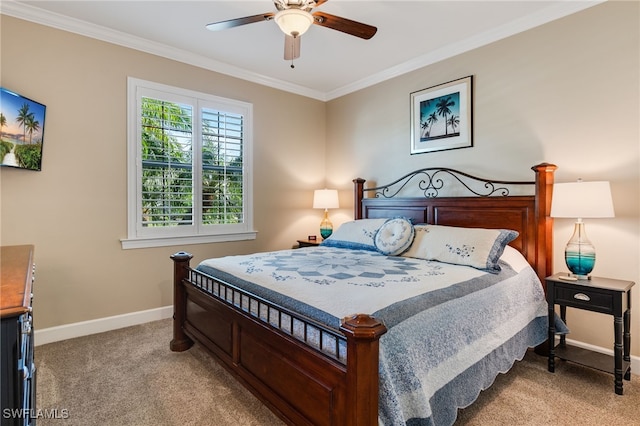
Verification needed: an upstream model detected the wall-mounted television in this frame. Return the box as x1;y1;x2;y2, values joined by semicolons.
1;87;46;171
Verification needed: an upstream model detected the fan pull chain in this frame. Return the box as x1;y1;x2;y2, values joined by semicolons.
290;32;298;69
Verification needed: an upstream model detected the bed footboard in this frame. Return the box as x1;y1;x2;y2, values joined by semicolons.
170;252;387;425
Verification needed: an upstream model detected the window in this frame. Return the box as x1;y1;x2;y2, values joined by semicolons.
122;78;255;249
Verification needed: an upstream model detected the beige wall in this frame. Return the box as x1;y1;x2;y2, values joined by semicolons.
326;1;640;356
0;16;326;328
2;2;639;358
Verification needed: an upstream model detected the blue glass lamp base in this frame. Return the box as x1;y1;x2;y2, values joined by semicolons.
319;212;333;239
565;251;595;279
320;228;333;239
564;221;596;279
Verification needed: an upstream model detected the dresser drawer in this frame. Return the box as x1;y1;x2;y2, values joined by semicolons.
554;286;613;314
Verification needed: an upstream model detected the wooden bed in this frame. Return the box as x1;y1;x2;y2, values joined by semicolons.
170;163;557;425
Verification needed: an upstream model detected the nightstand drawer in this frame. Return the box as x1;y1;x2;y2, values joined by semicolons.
554;286;613;314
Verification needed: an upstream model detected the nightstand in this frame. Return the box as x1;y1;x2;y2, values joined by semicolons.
546;273;634;395
297;238;321;248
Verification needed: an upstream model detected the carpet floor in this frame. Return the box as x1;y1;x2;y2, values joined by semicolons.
35;319;638;425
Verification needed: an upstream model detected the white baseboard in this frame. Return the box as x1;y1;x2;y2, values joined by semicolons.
562;337;640;377
33;309;640;377
34;305;173;346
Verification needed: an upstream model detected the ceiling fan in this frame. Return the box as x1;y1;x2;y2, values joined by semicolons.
205;0;377;65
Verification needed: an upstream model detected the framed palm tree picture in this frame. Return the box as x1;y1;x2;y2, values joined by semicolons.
1;87;46;171
410;76;472;154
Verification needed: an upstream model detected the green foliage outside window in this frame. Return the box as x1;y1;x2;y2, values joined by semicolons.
140;98;244;228
201;109;244;225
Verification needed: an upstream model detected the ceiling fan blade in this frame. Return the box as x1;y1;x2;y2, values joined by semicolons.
314;0;329;7
284;35;301;60
312;11;377;40
206;13;274;31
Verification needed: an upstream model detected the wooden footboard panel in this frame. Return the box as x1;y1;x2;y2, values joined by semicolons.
171;252;386;425
184;284;346;425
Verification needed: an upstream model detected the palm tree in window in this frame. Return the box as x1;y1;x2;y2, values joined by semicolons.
140;98;192;227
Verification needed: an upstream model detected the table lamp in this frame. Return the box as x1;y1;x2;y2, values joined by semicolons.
550;180;614;279
313;189;339;239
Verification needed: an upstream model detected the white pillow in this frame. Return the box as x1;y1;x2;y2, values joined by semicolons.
402;224;518;273
374;218;415;256
320;218;388;251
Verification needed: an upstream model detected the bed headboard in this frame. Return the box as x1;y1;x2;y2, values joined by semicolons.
353;163;557;286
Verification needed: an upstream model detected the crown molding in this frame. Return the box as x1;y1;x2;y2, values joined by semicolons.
325;0;605;100
0;0;328;101
2;0;603;102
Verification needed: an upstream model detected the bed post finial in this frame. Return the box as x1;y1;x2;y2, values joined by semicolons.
531;163;557;286
340;314;387;425
170;251;194;352
353;178;365;219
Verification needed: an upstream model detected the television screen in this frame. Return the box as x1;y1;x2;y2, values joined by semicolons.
1;87;46;171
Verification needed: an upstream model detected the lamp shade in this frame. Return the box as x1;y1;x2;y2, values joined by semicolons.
550;181;615;219
274;9;314;37
313;189;339;209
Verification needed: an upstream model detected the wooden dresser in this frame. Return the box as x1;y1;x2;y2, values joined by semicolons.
1;245;36;426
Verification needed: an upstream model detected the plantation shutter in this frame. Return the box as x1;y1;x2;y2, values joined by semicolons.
125;77;254;248
201;108;244;225
140;97;194;228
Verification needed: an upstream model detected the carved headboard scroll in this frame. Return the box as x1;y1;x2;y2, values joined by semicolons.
353;163;557;286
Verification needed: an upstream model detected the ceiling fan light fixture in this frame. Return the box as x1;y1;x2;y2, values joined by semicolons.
274;8;314;37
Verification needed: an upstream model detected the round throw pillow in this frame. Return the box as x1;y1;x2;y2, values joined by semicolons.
374;218;414;256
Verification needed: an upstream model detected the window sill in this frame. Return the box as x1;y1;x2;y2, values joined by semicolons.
120;231;258;250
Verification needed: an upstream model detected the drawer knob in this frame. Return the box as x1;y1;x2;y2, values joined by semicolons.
574;293;591;301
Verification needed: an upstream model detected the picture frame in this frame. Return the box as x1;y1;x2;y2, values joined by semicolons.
410;76;472;154
1;87;46;171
